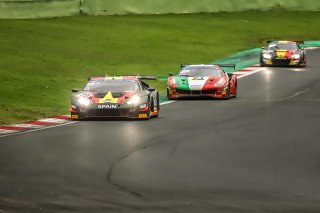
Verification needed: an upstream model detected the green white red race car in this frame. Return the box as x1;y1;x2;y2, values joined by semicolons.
167;64;237;100
70;76;159;120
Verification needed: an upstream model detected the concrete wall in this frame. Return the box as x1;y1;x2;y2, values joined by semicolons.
1;0;320;19
83;0;320;16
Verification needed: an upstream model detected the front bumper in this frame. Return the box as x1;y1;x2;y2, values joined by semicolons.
70;103;149;119
167;88;227;99
261;58;305;66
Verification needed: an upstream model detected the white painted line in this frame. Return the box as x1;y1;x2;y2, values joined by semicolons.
160;100;176;105
11;124;45;129
37;118;70;123
238;67;258;71
0;129;19;134
237;68;266;79
305;47;320;50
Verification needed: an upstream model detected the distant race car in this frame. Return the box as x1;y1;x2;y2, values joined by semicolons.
260;41;306;67
167;64;237;100
70;76;159;120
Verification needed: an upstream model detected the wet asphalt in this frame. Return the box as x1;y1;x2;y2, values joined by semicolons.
0;49;320;212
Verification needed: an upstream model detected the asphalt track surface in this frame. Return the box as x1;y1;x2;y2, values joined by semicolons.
1;50;320;213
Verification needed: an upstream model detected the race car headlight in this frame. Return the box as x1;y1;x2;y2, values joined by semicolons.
127;95;140;105
263;53;272;59
139;103;147;109
172;78;176;85
292;54;301;60
78;97;91;106
218;86;228;92
214;78;225;87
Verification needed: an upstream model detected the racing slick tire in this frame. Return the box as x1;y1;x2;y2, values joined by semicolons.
150;97;156;118
224;86;230;100
151;94;160;118
140;98;151;120
233;80;238;98
144;104;151;120
301;56;307;67
167;88;175;100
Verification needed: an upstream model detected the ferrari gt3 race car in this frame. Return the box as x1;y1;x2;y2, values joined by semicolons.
70;76;159;120
260;41;306;67
167;64;237;100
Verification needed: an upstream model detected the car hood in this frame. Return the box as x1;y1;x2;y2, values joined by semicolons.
175;76;224;91
74;91;139;104
264;49;299;58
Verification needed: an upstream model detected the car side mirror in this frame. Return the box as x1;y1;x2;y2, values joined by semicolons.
148;87;156;92
72;88;80;93
169;73;174;77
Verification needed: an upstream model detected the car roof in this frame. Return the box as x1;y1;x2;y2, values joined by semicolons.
182;64;222;69
269;41;298;45
89;76;141;81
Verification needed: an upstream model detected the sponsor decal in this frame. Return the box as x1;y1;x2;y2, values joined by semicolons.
71;115;79;119
105;76;124;80
192;77;204;80
98;105;117;109
188;77;209;91
99;92;119;104
276;51;287;58
139;114;148;118
189;85;202;90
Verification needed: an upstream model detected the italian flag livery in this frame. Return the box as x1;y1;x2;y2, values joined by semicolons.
167;64;237;100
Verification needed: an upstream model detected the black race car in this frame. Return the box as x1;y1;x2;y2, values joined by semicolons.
70;76;159;120
260;41;306;67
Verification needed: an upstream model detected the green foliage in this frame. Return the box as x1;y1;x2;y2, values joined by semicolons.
1;11;320;124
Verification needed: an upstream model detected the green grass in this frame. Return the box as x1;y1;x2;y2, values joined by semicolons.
1;11;320;125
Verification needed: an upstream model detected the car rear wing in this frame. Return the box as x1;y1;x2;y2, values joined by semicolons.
181;64;235;70
137;75;157;80
266;40;304;44
88;75;157;81
214;64;236;70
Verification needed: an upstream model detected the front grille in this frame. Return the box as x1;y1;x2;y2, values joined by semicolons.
272;59;290;65
176;89;191;94
93;108;130;117
176;89;216;95
94;109;122;117
202;90;216;95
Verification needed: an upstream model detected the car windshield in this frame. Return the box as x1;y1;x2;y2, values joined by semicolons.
267;43;298;51
179;67;222;77
83;80;141;92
